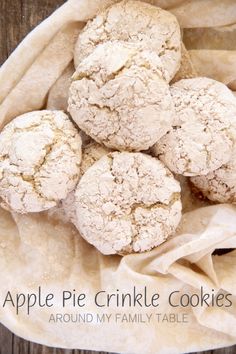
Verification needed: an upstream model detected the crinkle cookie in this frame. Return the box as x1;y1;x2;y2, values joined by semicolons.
75;152;182;255
74;1;181;81
0;110;82;213
152;77;236;176
74;0;181;80
49;142;111;226
69;41;174;151
190;147;236;204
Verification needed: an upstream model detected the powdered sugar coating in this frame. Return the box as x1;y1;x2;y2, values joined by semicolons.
75;152;182;255
50;142;111;226
62;142;111;225
0;110;82;213
69;41;174;151
190;147;236;204
74;0;181;80
152;77;236;176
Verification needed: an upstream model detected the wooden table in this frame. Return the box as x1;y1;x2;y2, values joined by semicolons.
0;1;236;353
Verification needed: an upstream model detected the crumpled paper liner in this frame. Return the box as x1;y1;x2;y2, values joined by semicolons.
1;0;236;353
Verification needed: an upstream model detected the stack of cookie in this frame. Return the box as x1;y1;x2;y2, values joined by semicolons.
1;1;236;256
67;0;183;255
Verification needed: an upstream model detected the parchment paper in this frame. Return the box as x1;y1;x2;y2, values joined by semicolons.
1;1;236;353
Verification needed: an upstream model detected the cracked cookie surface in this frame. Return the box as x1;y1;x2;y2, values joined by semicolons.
74;0;181;80
190;146;236;204
69;41;174;151
75;152;182;255
0;110;82;213
152;77;236;176
50;141;111;226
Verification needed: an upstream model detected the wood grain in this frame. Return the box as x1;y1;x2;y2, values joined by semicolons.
0;0;235;353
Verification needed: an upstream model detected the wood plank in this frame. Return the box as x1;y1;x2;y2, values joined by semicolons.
0;0;236;353
29;341;73;354
0;324;13;354
12;334;30;354
0;0;65;64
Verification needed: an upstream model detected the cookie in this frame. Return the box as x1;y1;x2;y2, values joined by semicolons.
69;41;174;151
0;110;82;213
152;77;236;176
74;0;181;80
190;147;236;204
49;141;111;226
75;152;182;255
